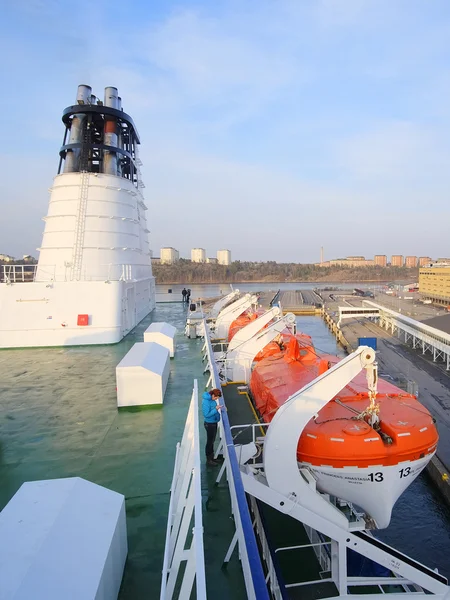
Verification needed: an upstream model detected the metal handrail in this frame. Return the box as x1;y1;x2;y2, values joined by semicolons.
160;380;206;600
202;319;269;600
1;263;153;283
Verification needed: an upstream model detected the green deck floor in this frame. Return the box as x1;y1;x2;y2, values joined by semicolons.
0;303;246;599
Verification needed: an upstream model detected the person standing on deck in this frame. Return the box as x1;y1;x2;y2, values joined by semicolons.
202;388;224;466
182;288;187;303
186;288;191;305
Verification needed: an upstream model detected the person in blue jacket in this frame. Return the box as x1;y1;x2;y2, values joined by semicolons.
202;388;224;466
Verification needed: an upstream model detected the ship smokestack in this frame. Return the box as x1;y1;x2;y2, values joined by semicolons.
103;87;119;176
64;85;92;173
59;83;141;184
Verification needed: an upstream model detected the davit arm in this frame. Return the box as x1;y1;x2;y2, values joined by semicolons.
209;289;240;319
225;311;296;382
213;293;259;340
262;346;377;527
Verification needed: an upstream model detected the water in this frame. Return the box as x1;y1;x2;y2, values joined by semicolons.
156;281;377;298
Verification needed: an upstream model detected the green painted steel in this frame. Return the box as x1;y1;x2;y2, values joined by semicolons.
0;303;246;599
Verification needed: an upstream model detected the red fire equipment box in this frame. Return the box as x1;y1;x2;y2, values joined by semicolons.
77;314;89;326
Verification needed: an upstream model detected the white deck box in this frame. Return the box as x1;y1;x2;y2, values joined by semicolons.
116;342;170;406
0;477;127;600
143;322;177;357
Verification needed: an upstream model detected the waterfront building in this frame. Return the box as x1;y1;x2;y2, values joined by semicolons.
374;255;387;267
405;256;418;268
391;255;404;267
206;257;218;264
217;249;231;265
420;265;450;305
191;248;206;263
160;247;179;264
317;257;374;267
419;256;433;266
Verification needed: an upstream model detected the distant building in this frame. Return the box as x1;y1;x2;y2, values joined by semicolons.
206;257;218;264
374;255;387;267
191;248;206;263
405;256;418;268
419;256;432;267
22;255;36;263
0;254;14;262
217;249;231;265
436;258;450;263
160;247;179;264
316;257;374;267
420;265;450;305
391;255;404;267
151;257;161;264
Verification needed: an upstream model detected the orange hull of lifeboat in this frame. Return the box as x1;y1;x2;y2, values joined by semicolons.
250;337;437;468
248;335;438;527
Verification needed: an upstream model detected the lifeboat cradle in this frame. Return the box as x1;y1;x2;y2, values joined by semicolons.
201;319;450;600
185;290;257;339
185;289;241;338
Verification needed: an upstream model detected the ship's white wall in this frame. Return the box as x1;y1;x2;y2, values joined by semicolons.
37;172;153;283
0;278;155;348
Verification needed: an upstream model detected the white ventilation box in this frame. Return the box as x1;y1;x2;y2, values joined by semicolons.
0;477;127;600
143;322;176;357
116;342;170;406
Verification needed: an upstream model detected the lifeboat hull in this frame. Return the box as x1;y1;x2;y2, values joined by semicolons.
248;332;438;527
305;453;433;528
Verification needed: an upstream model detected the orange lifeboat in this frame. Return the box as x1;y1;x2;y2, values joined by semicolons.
249;333;438;528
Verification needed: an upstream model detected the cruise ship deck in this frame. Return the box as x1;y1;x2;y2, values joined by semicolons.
0;302;246;598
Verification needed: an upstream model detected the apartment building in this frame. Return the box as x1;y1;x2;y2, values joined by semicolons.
217;249;232;265
160;247;179;264
191;248;206;263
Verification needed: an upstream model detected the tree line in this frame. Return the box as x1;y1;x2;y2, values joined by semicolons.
152;259;418;284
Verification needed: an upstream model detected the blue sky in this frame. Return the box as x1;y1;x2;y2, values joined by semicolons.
1;0;450;262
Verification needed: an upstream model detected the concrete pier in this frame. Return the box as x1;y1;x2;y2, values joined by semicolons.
279;290;322;315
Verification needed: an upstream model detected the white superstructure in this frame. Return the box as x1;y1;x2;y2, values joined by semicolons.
160;247;179;264
191;248;206;263
0;84;155;348
217;249;231;265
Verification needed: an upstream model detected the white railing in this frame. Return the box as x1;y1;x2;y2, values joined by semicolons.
248;495;283;600
1;263;153;283
1;264;38;283
363;301;450;369
160;380;206;600
202;321;270;600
